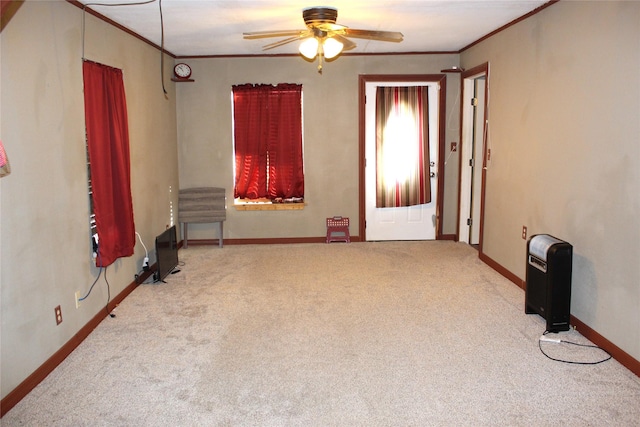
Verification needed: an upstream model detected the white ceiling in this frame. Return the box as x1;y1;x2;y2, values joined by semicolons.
76;0;550;57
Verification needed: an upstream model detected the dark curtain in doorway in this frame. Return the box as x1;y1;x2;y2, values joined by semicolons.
375;86;431;208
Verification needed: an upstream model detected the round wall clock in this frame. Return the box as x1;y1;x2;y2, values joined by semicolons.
173;63;192;79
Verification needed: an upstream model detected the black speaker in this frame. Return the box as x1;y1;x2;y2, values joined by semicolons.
525;234;572;332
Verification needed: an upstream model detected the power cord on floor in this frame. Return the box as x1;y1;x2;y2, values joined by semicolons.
103;265;115;318
538;330;612;365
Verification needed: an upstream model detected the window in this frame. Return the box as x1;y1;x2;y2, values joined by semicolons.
86;131;98;259
231;84;304;204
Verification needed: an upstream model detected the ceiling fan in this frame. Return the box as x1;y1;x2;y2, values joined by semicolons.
243;6;403;72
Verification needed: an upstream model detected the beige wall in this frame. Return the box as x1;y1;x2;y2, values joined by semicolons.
3;0;638;407
0;1;179;399
460;1;640;360
176;54;461;240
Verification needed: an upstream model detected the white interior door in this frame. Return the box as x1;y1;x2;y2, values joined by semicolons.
459;73;487;245
470;77;485;244
365;81;439;241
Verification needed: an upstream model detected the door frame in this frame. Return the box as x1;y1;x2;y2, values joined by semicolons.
358;74;447;241
456;63;490;251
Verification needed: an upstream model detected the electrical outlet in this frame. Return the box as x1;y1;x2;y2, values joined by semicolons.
75;291;81;309
451;142;457;152
55;305;63;325
522;226;527;240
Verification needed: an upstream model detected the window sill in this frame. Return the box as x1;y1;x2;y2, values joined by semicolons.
233;198;305;211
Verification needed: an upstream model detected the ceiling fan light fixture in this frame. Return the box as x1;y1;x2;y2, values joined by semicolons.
323;37;343;59
245;6;402;73
299;37;319;59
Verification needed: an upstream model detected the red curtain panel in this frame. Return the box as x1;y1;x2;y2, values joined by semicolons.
232;84;269;199
83;60;135;267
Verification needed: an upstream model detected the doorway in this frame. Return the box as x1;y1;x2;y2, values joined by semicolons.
358;74;446;241
458;64;489;248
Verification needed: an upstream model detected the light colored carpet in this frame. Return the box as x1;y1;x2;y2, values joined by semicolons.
3;241;640;426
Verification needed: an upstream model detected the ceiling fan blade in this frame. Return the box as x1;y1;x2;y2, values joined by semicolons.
343;29;404;43
243;29;306;40
262;33;311;51
332;34;357;52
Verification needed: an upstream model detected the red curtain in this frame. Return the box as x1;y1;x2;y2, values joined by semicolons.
232;84;304;200
83;60;135;267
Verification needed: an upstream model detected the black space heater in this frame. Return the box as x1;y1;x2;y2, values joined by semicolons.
525;234;573;332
